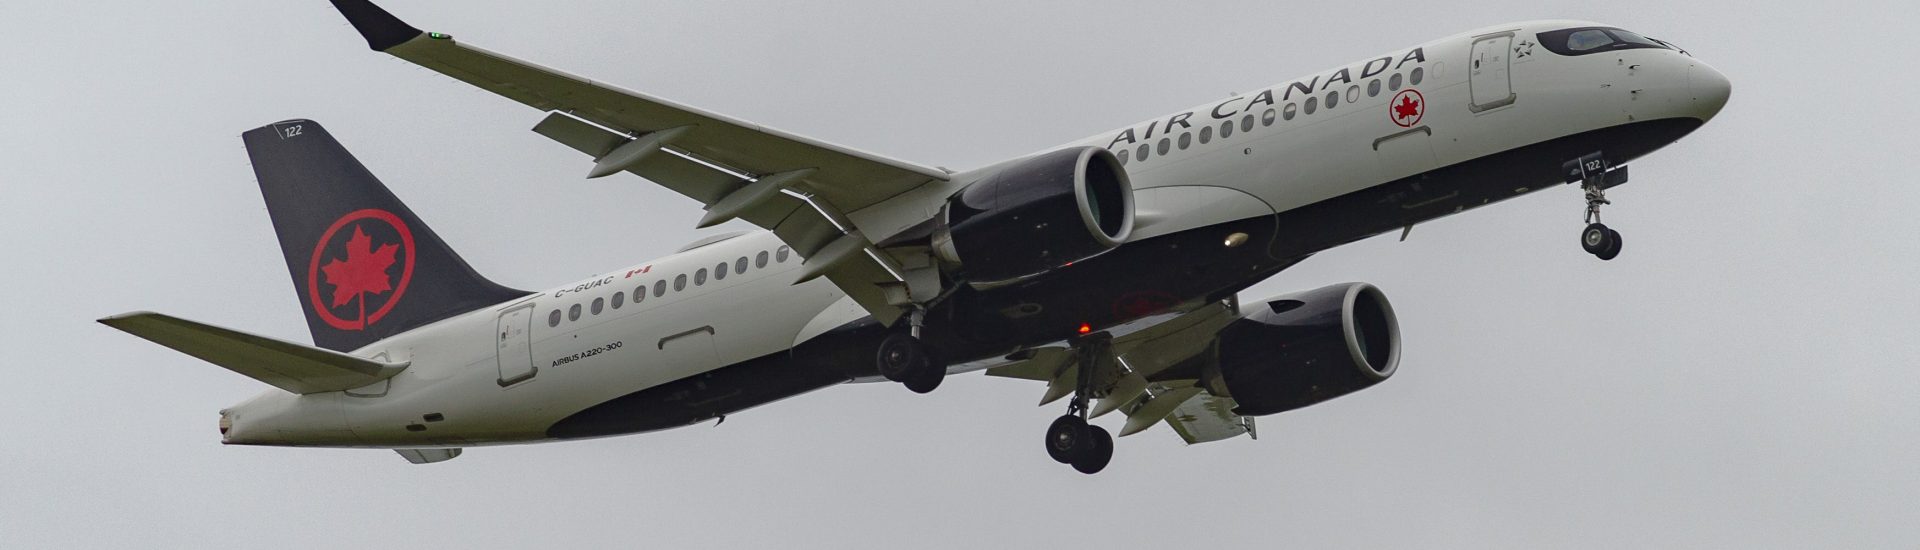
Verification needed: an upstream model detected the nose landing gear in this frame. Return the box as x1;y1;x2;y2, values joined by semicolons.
1564;152;1629;261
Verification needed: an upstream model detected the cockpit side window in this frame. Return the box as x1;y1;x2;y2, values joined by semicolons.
1539;27;1674;56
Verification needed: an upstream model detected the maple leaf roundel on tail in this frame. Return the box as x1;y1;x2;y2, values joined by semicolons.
306;208;416;330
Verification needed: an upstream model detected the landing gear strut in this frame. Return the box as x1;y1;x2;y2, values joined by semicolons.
877;308;944;393
1564;152;1628;261
1042;332;1116;474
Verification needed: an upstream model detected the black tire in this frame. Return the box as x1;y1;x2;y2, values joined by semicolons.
1581;223;1613;254
1597;229;1623;261
1045;415;1090;464
875;333;923;383
1070;425;1114;474
902;365;944;394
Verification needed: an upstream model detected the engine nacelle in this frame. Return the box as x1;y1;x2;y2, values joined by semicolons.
1210;283;1401;416
935;146;1134;286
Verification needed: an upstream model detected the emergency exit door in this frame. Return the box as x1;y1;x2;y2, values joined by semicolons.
496;304;536;386
1469;33;1516;112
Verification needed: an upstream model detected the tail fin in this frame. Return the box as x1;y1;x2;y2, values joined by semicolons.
243;120;527;352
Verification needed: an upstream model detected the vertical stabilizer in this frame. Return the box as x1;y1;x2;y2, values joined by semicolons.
242;120;527;352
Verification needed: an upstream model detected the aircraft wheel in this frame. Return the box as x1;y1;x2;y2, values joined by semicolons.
1045;415;1090;464
902;365;944;394
1596;229;1623;261
875;332;925;383
1070;425;1114;474
1581;223;1614;254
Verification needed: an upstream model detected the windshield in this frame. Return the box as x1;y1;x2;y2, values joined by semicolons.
1538;27;1675;56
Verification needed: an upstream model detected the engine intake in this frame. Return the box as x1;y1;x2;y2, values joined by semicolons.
1211;283;1401;416
935;146;1133;286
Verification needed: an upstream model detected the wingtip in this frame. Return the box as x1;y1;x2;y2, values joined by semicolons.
329;0;423;51
97;311;157;326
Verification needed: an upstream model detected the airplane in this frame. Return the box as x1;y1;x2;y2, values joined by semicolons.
100;0;1728;473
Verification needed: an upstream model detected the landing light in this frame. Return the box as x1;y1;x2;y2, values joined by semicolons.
1224;232;1249;248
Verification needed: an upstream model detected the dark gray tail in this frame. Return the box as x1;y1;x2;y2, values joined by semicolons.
242;119;527;352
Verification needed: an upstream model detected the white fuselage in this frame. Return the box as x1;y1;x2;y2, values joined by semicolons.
223;19;1728;448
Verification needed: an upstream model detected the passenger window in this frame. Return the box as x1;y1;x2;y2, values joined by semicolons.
1156;137;1170;155
548;310;561;327
1240;114;1254;132
1199;126;1212;144
1177;133;1191;150
1117;149;1130;165
1326;91;1339;109
634;286;646;304
1368;79;1381;97
612;292;624;309
568;304;582;321
1261;109;1276;126
695;268;708;286
1304;96;1318;114
756;251;769;268
1409;68;1424;86
1388;73;1403;91
591;297;604;315
776;246;791;263
1136;143;1150;161
1346;85;1360;103
736;257;749;274
1219;121;1233;138
674;274;687;291
654;280;667;298
1283;103;1297;120
714;262;728;280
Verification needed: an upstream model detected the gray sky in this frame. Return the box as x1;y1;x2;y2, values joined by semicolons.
4;0;1917;548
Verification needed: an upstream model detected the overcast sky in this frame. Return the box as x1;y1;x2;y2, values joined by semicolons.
4;0;1917;548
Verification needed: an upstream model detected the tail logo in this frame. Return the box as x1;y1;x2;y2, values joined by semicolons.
306;209;416;331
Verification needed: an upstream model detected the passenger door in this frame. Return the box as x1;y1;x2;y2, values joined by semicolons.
1469;33;1517;112
496;303;537;386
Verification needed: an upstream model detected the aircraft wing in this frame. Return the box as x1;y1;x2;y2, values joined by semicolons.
330;0;955;325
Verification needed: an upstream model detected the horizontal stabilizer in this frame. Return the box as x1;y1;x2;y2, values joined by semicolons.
99;311;408;394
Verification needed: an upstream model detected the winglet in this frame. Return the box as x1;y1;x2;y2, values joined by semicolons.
329;0;423;51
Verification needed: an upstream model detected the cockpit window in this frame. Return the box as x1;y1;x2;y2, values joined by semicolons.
1565;30;1613;52
1539;27;1675;56
1609;29;1664;48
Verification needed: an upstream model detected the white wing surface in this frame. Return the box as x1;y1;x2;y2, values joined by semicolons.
331;0;958;324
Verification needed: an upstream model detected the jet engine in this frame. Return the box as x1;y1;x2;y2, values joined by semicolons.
1209;283;1401;416
934;146;1134;286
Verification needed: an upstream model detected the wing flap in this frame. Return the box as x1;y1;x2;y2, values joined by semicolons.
1164;392;1254;444
99;312;408;394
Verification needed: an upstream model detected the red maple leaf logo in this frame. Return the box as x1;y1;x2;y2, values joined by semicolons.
319;226;398;325
1394;94;1422;122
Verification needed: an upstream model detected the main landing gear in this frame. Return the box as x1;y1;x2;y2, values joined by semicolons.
876;308;944;393
1564;152;1629;261
1043;332;1116;474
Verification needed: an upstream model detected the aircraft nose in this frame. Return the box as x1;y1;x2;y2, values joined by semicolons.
1688;63;1731;120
